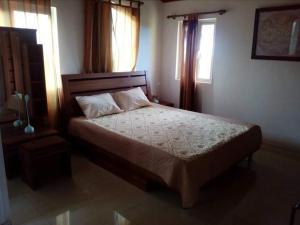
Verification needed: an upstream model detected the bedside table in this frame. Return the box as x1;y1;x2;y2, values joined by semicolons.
1;126;59;179
19;136;72;190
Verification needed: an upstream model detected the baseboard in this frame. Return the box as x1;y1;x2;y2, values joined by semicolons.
262;140;300;160
262;139;300;153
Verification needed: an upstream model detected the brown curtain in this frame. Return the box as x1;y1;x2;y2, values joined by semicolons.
84;0;140;73
84;0;112;73
179;17;200;111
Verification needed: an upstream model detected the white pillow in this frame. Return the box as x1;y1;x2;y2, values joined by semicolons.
113;87;151;111
75;93;123;119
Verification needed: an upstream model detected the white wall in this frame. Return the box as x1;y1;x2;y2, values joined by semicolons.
159;0;300;150
52;0;84;74
136;0;163;95
0;132;10;225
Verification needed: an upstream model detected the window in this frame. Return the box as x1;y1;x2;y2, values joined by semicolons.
12;7;61;91
4;5;62;125
111;5;139;72
175;18;216;83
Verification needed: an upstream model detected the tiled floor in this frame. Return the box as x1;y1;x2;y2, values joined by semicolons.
7;144;300;225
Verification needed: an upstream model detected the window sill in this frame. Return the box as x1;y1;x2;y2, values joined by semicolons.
174;78;212;84
196;79;212;84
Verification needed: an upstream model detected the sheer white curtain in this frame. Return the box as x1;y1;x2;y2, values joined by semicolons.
111;4;140;72
0;132;10;225
84;1;140;73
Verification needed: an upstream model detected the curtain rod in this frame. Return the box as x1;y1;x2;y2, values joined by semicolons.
108;0;144;7
167;10;226;19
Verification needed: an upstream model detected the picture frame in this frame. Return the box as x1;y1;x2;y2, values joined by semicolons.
251;4;300;61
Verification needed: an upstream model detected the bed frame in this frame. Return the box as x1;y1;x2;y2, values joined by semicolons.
61;71;163;190
61;71;152;120
61;71;261;207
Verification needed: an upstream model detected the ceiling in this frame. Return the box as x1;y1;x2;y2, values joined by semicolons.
160;0;182;2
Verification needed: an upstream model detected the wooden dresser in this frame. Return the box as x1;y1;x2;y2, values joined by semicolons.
0;27;72;188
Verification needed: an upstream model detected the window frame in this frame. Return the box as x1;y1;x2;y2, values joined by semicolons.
175;18;217;84
196;18;216;84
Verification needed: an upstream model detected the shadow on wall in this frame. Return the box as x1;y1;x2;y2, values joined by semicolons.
194;83;215;114
136;27;151;83
136;24;160;95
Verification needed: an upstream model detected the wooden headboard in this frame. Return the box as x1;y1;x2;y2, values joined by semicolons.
61;71;151;120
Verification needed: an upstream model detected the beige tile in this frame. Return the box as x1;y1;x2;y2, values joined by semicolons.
7;148;300;225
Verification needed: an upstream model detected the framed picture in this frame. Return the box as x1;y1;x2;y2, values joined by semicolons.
251;5;300;61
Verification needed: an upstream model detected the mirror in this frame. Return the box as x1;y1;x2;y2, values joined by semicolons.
0;40;17;125
0;27;48;126
0;58;5;108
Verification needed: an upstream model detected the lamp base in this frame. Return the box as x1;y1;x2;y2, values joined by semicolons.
24;125;35;134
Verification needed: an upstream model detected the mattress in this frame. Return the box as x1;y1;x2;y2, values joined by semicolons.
69;104;262;208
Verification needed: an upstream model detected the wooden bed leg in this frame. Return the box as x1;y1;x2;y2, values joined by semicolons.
247;154;253;168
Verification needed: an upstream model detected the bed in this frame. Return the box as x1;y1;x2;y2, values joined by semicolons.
62;71;262;208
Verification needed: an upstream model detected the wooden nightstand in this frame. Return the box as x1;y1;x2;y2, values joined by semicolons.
1;126;59;179
19;136;72;190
